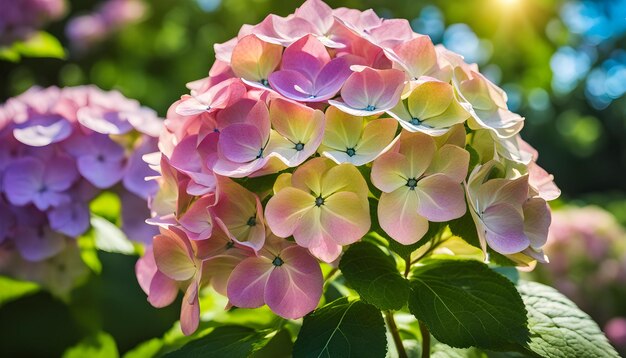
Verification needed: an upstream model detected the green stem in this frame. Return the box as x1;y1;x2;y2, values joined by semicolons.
385;311;408;358
419;320;431;358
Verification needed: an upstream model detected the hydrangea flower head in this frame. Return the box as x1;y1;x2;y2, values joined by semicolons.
141;0;560;334
0;85;162;294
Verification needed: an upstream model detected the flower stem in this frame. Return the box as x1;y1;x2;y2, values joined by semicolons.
385;311;408;358
419;320;431;358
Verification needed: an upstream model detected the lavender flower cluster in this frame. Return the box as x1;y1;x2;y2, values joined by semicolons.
0;86;161;265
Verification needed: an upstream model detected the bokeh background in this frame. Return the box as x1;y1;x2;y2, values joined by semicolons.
1;0;625;356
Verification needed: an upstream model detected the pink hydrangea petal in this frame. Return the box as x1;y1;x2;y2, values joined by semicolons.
482;203;530;254
290;157;333;194
226;256;273;309
378;187;429;245
218;123;267;163
415;174;466;222
265;245;323;319
407;80;453;120
153;230;196;282
149;271;179;308
340;67;384;110
478;175;529;209
389;35;437;79
269;70;316;101
231;34;282;83
313;56;356;100
371;152;409;193
398;132;437;179
178;195;214;241
136;247;158;295
281;34;329;76
320;163;368;200
265;187;315;238
321;191;370;245
523;198;551;249
180;281;200;336
203;254;247;295
295;0;334;35
528;161;561;201
425;144;470;183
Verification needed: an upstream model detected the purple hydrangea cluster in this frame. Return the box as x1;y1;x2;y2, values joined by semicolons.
0;0;66;44
66;0;146;51
0;85;162;264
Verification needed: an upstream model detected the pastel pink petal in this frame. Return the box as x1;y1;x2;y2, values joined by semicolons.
415;174;467;222
314;56;355;99
528;162;561;201
340;67;383;110
269;98;322;143
13;117;72;147
231;34;282;82
149;271;179;308
153;231;196;281
478;176;529;208
371;152;409;193
306;229;343;263
269;70;315;101
219;123;267;163
425;145;470;183
178;196;214;241
216;98;270;132
378;187;429;245
290;157;333;194
272;16;317;45
321;191;370;245
374;69;406;109
295;0;334;35
523;198;551;249
391;35;437;78
180;281;200;336
136;247;158;295
354;117;398;159
175;95;211;116
226;256;273;309
281;34;329;76
265;246;323;319
265;187;315;238
212;156;269;178
398;132;437;179
482;203;530;254
203;255;246;295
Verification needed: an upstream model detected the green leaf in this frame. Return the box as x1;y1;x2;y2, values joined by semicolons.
492;266;519;284
339;241;409;310
250;329;293;358
13;31;66;59
63;331;119;358
0;46;20;62
447;213;516;266
517;281;619;358
90;192;122;223
91;215;136;255
0;276;39;307
164;325;274;358
431;343;488;358
408;259;529;350
293;297;387;358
